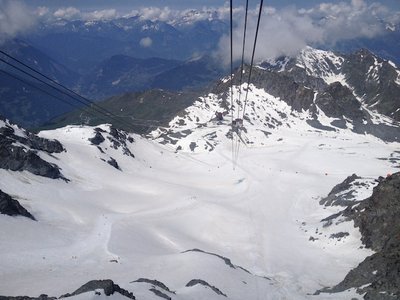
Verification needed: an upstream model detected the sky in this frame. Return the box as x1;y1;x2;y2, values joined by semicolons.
18;0;400;11
1;0;400;60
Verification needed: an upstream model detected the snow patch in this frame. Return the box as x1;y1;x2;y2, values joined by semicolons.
112;79;121;86
297;47;345;85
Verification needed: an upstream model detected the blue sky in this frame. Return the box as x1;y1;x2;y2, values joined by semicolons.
22;0;400;11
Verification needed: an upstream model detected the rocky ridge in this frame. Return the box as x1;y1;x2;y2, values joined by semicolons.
152;47;400;153
267;47;400;122
0;280;135;300
317;172;400;299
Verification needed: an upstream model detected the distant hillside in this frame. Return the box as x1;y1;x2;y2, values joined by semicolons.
78;55;181;99
41;89;200;134
2;39;78;86
0;71;82;129
0;40;225;129
78;55;225;99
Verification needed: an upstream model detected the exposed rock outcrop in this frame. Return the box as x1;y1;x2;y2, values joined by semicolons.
60;279;135;299
88;130;105;145
131;278;175;294
0;189;35;220
315;82;365;120
108;126;135;158
318;172;400;299
89;126;135;158
0;142;63;179
319;173;361;206
186;279;227;297
107;157;121;170
342;49;400;121
148;288;171;300
0;119;65;179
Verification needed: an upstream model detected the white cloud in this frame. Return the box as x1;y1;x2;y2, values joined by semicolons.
53;7;81;20
35;6;49;17
139;7;177;22
128;5;243;24
15;0;398;62
216;0;396;64
0;0;35;43
53;7;118;21
84;9;117;21
217;7;324;65
310;0;387;41
139;37;153;48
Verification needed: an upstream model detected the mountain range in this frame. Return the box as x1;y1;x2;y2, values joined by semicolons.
0;44;399;297
0;9;399;300
45;47;400;140
26;17;227;74
0;13;399;129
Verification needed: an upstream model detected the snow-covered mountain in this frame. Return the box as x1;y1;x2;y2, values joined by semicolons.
152;47;399;154
1;46;399;299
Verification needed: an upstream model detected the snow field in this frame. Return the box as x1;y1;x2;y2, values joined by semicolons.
0;118;397;300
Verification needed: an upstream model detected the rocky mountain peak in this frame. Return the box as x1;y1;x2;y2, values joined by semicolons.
151;47;400;153
265;47;400;121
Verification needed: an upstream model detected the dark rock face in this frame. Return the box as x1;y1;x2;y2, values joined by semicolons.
60;279;135;299
320;174;361;206
90;126;135;158
0;140;63;179
149;288;171;300
352;121;400;143
131;278;175;300
306;119;336;132
328;245;400;300
342;49;400;121
189;142;197;152
329;232;349;239
20;134;64;154
1;280;136;300
0;189;35;220
89;126;135;170
348;173;400;251
246;67;317;112
107;157;121;170
212;66;316;113
88;131;105;145
319;172;400;299
186;279;227;297
183;248;252;274
107;126;135;158
0;120;65;179
0;121;64;154
131;278;175;294
315;82;365;120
